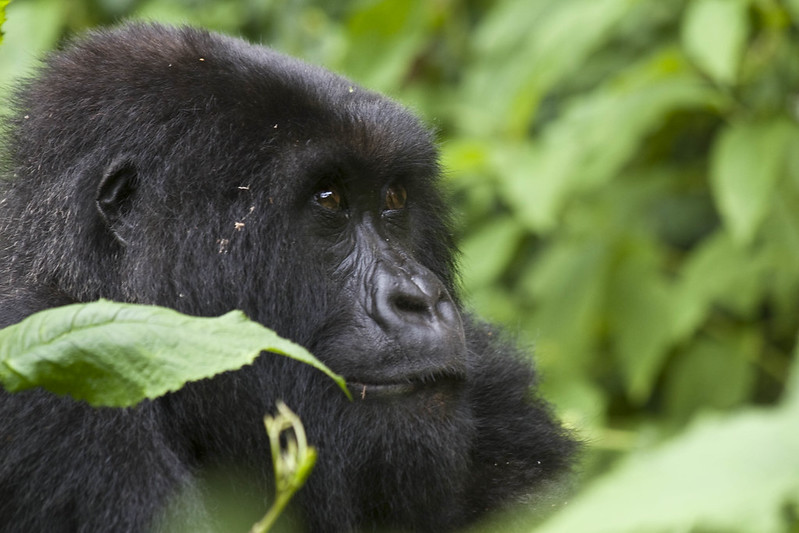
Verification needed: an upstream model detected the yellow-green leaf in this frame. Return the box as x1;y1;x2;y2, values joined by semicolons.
0;0;8;44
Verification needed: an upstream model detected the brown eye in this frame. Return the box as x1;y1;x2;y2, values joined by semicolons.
314;186;342;211
385;184;407;211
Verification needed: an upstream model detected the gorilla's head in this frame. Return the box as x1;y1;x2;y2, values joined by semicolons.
0;23;576;533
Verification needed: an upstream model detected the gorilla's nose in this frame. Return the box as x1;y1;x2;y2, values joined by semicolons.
390;270;442;319
372;261;465;349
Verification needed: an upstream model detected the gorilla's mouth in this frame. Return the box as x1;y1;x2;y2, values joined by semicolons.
348;371;465;401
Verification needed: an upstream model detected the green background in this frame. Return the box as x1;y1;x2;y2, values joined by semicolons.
1;0;798;531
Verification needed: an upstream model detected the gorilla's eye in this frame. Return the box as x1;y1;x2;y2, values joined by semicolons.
385;185;407;211
314;186;343;211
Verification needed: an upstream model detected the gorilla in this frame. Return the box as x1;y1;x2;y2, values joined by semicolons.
0;23;575;532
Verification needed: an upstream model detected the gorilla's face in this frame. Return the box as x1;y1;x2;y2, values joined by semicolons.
297;171;467;409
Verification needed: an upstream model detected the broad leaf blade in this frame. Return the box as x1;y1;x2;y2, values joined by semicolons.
0;300;349;407
681;0;749;85
710;118;795;245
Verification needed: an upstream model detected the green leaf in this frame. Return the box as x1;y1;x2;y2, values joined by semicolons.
673;230;766;340
534;405;799;533
607;244;676;404
460;215;523;290
0;1;8;44
664;332;756;424
681;0;750;85
0;300;349;407
710;118;796;245
523;240;610;362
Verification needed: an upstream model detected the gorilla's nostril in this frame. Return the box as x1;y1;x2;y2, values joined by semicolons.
392;294;431;315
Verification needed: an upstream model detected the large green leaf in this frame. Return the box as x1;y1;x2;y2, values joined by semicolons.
710;118;796;245
0;300;349;407
681;0;750;85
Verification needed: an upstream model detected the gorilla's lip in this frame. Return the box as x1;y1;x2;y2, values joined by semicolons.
347;371;465;400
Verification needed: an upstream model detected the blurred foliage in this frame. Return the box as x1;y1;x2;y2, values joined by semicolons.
1;0;799;531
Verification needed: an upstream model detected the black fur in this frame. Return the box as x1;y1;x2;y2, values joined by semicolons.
0;24;575;532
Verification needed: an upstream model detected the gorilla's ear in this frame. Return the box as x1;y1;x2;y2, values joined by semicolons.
97;159;138;245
